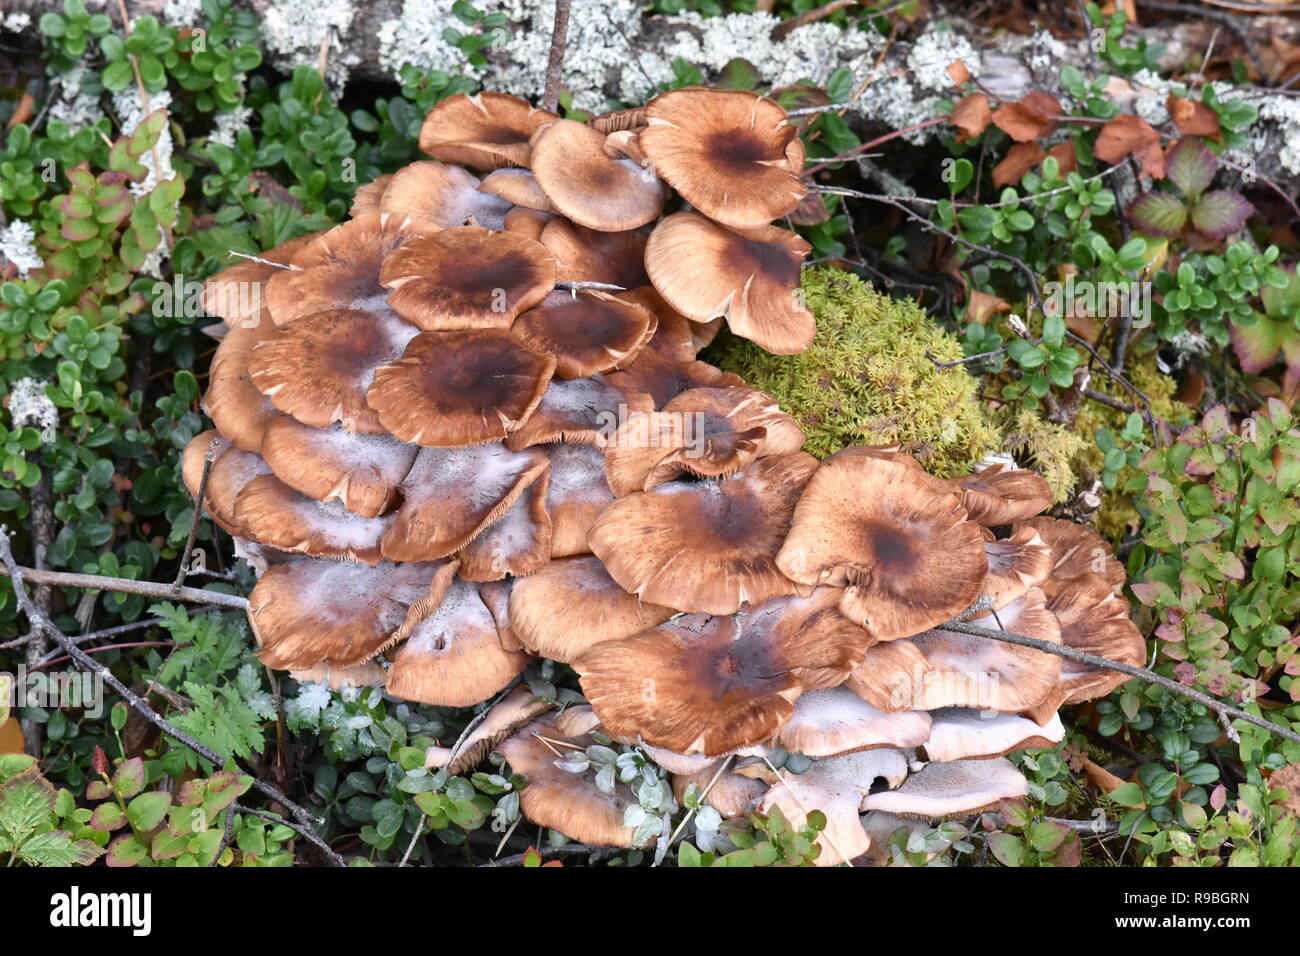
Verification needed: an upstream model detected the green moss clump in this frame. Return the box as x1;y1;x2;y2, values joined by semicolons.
996;408;1090;503
709;268;1001;477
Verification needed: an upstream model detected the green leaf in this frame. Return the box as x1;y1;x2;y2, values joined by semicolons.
127;791;171;831
104;832;149;867
987;831;1024;867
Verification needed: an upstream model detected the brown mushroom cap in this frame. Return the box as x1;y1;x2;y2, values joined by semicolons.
502;205;556;242
379;226;557;331
859;757;1029;819
759;749;910;866
477;579;523;652
496;716;644;847
233;473;395;565
775;687;933;758
639;88;805;229
418;91;559;170
921;708;1065;762
505;374;654;452
263;214;425;326
671;766;767;818
478;167;557;212
576;588;871;755
1023;574;1145;724
507;555;674;663
620;286;697;362
365;329;555;446
511;290;656;379
387;577;529;706
455;471;553;581
981;524;1053;610
182;431;243;534
349;174;393;218
202;315;280;453
843;638;932;713
379;161;511;231
530;119;664;231
588;452;817;615
259;415;417;519
544;442;616;557
645;212;814;355
603;385;805;495
380;443;549;562
777;452;989;641
1024;516;1127;595
250;558;451;669
539;218;650;289
589;106;647;134
248;307;420;434
202;232;322;329
605;348;746;409
907;589;1062;712
951;464;1054;525
424;684;550;775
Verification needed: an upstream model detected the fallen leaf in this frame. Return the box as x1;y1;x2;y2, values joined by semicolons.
1094;114;1165;178
950;93;991;142
993;141;1045;187
991;91;1061;142
5;89;34;130
0;717;24;754
1078;754;1128;794
946;59;971;86
1167;94;1221;138
966;289;1012;325
1046;141;1079;176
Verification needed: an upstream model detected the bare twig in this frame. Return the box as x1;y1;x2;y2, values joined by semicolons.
174;437;218;590
542;0;572;113
0;564;247;610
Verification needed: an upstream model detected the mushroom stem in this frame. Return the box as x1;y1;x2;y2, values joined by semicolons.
541;0;572;114
939;621;1300;747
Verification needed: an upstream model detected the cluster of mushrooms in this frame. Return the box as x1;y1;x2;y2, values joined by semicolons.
189;88;1145;865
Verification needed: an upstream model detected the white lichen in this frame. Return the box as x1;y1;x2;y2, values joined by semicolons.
906;25;980;92
2;12;32;32
260;0;360;89
112;88;176;196
161;0;203;28
7;377;58;441
48;62;106;134
1256;94;1300;177
210;104;253;149
0;221;43;279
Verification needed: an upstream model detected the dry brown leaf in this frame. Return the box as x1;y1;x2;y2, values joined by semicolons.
992;141;1045;188
0;716;24;754
1078;753;1129;795
1046;141;1079;177
950;93;991;142
1093;114;1165;179
1167;94;1221;138
1268;763;1300;817
966;289;1012;325
991;92;1061;142
946;59;972;87
5;90;34;130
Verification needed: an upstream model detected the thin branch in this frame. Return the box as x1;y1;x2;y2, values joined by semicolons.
542;0;572;114
0;564;248;610
174;437;218;590
939;620;1300;746
803;117;948;176
0;527;343;866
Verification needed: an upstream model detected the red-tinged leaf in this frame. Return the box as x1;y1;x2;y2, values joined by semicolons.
86;779;112;800
992;141;1045;188
1164;138;1216;198
991;92;1060;142
1191;190;1254;238
1167;94;1221;138
1127;191;1188;236
522;847;543;868
92;746;110;777
95;200;133;224
105;833;149;867
1229;315;1287;373
1210;784;1227;812
60;217;100;242
950;93;991;142
112;756;146;799
1212;551;1245;580
987;831;1025;867
1201;405;1231;441
1130;581;1169;607
65;164;96;190
1094;114;1165;178
89;802;127;831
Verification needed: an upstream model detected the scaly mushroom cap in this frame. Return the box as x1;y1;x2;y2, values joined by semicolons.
250;558;451;669
981;524;1053;610
588;452;817;615
259;416;417;518
418;91;559;170
921;709;1065;762
951;464;1054;525
1024;574;1145;724
349;174;393;217
511;290;656;379
497;716;644;847
645;212;814;355
455;472;553;581
380;443;549;562
479;167;557;212
424;684;551;775
378;161;511;231
545;443;617;556
263;214;424;326
508;555;674;663
232;474;395;565
202;232;322;328
603;385;805;495
539;218;650;289
247;307;420;434
843;638;932;713
639;88;806;229
530;119;664;231
202;314;280;453
777;452;988;641
759;749;910;866
379;226;557;331
859;757;1030;819
775;687;933;758
365;329;555;446
505;375;654;451
908;589;1063;712
387;577;529;706
1024;516;1127;594
606;348;745;408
